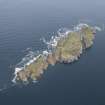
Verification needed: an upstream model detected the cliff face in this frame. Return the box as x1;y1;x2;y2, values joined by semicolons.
16;55;48;82
47;53;57;65
81;27;95;48
13;24;96;83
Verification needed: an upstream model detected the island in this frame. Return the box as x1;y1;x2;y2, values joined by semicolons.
12;24;101;84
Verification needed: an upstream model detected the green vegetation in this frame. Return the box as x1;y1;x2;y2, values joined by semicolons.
15;25;95;83
81;27;94;48
55;32;82;61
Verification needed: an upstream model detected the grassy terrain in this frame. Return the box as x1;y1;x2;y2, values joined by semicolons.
16;25;95;83
55;32;82;60
81;27;94;48
26;55;48;80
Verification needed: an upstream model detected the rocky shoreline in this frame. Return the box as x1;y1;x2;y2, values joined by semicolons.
12;23;101;84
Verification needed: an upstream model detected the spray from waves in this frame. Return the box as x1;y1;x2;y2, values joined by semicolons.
0;23;102;92
41;24;101;50
41;27;73;50
12;23;102;84
12;26;75;84
0;20;101;92
12;50;42;83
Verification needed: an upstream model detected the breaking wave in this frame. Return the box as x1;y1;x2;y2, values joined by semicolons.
12;23;101;84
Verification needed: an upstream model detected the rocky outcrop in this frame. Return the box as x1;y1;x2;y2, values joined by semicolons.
12;24;98;84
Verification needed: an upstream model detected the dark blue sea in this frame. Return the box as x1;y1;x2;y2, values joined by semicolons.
0;0;105;105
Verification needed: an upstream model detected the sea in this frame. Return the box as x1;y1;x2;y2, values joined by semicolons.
0;0;105;105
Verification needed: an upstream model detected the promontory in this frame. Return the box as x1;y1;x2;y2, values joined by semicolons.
12;24;101;84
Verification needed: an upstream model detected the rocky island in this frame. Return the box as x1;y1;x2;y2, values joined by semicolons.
12;24;101;84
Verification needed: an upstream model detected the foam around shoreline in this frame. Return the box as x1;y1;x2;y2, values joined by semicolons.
12;23;101;84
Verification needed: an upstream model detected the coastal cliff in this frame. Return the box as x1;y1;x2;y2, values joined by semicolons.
12;24;100;84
